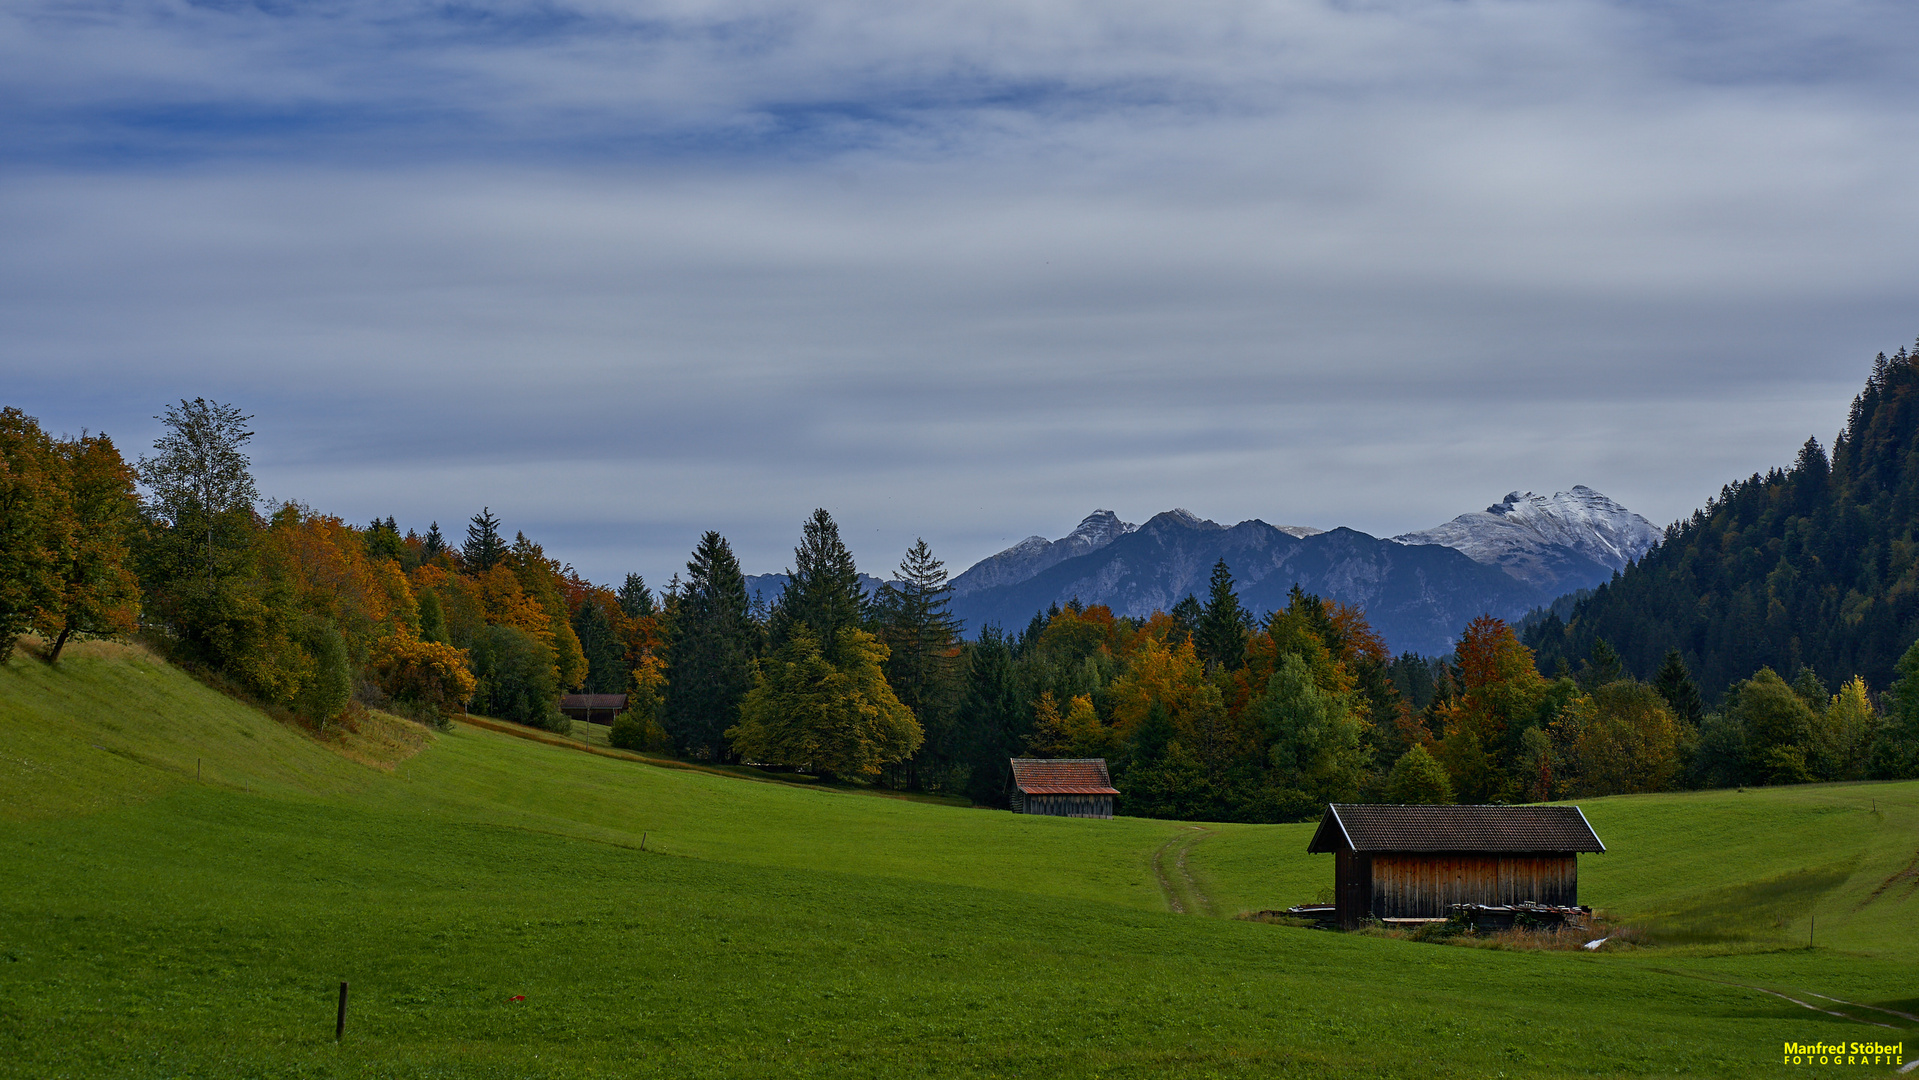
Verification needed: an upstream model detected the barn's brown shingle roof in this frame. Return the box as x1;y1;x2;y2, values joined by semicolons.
1010;758;1119;796
1308;804;1604;854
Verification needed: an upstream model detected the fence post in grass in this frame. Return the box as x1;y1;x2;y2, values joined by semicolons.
197;758;201;781
336;981;349;1041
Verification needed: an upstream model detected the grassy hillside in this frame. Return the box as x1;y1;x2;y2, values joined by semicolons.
3;643;1916;1078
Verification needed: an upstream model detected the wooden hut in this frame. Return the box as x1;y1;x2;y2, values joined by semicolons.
559;694;628;725
1008;759;1119;819
1308;804;1605;929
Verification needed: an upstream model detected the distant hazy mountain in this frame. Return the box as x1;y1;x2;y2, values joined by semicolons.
947;510;1545;656
950;510;1138;597
743;572;891;610
1393;487;1661;593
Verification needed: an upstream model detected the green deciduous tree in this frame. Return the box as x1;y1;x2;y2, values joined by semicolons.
0;409;68;660
294;617;353;726
39;432;142;662
728;626;922;780
1253;652;1367;804
467;623;567;732
1551;681;1683;796
1386;744;1454;804
1728;667;1818;785
138;399;257;586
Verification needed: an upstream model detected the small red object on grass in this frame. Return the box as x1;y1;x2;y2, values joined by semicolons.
510;995;525;1003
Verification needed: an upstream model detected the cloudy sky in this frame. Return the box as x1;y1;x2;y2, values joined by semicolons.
4;0;1916;586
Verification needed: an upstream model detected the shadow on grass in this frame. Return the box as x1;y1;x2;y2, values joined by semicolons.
1625;863;1854;946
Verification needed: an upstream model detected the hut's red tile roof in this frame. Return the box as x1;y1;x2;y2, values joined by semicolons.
1009;758;1119;796
1308;804;1605;854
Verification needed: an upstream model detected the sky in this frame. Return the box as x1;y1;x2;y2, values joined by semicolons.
4;0;1917;587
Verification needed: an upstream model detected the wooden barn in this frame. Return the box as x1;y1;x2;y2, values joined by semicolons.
559;694;628;725
1008;759;1119;819
1308;804;1605;929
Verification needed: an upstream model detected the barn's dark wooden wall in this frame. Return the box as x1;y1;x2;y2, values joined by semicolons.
1017;793;1114;819
1368;853;1577;917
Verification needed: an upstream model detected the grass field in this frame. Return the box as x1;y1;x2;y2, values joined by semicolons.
3;641;1916;1078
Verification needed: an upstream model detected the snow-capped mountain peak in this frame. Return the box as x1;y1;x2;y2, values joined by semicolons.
1394;486;1660;593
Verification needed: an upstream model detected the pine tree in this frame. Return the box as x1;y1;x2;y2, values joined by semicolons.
463;508;507;572
769;509;865;654
665;531;756;759
1195;559;1248;670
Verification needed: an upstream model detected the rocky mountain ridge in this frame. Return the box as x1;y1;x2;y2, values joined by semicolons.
942;487;1662;655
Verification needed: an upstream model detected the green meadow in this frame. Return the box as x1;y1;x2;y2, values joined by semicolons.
3;643;1916;1078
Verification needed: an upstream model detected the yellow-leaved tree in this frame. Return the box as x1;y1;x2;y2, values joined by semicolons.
728;626;921;780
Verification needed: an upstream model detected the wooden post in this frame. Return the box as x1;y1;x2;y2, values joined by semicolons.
1809;914;1815;949
197;758;201;781
336;981;349;1041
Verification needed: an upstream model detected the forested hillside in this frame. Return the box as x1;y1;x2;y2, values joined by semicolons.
1528;342;1919;699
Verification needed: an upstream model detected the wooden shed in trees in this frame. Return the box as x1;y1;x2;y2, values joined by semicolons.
1308;804;1605;929
559;694;628;725
1008;759;1119;819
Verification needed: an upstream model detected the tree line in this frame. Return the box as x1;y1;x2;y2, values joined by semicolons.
5;396;1916;817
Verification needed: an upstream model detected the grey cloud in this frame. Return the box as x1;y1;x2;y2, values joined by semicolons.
3;1;1916;587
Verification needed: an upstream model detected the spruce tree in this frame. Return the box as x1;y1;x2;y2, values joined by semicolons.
571;597;627;694
665;531;756;760
463;508;507;572
768;509;864;654
1195;559;1248;670
957;627;1028;806
872;539;965;789
421;521;447;559
1168;594;1203;645
1651;649;1703;724
1579;639;1625;689
618;573;655;619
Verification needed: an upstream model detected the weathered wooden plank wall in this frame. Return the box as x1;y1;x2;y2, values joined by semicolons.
1368;854;1577;917
1022;794;1114;819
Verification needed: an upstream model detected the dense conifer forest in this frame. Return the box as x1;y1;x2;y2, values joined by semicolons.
1527;342;1919;699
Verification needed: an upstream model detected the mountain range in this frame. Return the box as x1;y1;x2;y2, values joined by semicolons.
940;488;1659;656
